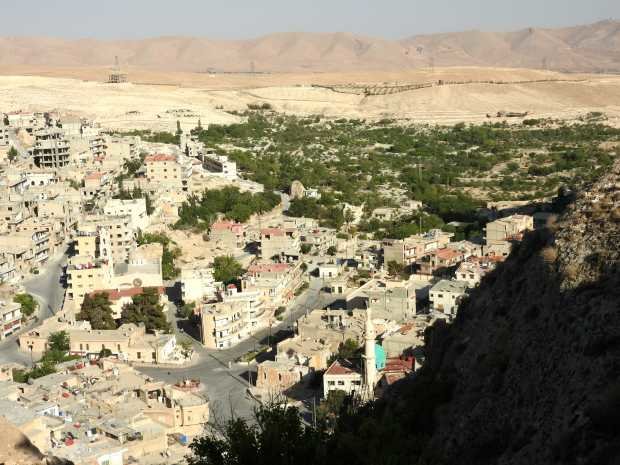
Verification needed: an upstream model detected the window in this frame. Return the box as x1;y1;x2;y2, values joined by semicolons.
328;381;335;386
79;344;83;350
137;352;141;359
337;381;345;386
86;344;89;350
152;352;156;360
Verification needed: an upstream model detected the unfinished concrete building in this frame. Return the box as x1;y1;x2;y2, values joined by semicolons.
30;128;71;168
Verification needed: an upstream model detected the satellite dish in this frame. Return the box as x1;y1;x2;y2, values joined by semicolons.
133;278;143;287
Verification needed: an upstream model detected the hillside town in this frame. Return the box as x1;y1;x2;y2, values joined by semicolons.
0;110;553;464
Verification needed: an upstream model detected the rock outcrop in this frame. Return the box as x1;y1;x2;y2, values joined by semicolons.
416;160;620;464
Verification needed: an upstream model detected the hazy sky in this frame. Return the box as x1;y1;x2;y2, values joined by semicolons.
4;0;619;40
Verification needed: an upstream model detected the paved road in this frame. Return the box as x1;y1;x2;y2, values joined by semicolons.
136;277;337;422
0;249;68;365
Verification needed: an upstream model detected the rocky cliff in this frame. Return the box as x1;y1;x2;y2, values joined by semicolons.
414;160;620;464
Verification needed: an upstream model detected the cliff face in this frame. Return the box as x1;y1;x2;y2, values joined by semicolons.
0;418;72;465
419;161;620;465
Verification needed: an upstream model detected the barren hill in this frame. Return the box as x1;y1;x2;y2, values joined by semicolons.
0;20;619;73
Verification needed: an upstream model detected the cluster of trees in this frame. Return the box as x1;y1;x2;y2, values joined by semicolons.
77;288;171;333
287;197;348;230
13;331;77;382
137;231;181;280
113;129;180;145
186;114;620;225
175;187;281;230
13;293;38;320
213;255;244;286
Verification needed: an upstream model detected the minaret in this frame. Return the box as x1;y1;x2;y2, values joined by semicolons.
364;307;377;395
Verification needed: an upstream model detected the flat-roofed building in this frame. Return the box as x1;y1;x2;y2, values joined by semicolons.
0;300;21;340
485;214;534;246
260;227;300;260
429;280;469;318
30;128;70;168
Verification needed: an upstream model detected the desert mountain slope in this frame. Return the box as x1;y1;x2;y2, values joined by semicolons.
0;20;619;73
388;161;620;464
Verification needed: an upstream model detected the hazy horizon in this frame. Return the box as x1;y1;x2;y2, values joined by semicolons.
2;0;619;40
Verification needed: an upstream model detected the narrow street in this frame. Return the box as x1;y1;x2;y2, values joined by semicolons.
137;277;338;422
0;249;68;364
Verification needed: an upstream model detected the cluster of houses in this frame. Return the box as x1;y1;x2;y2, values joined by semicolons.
248;211;536;401
0;108;545;463
0;358;208;465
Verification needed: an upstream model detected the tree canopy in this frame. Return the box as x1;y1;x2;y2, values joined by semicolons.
175;187;281;230
14;293;38;319
120;288;170;333
213;256;244;286
77;293;116;330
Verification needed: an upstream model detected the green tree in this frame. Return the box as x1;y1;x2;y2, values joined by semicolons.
300;243;312;254
120;288;171;333
387;260;405;277
326;246;337;256
137;231;181;280
48;331;70;352
14;293;38;319
77;293;117;330
213;256;244;285
7;146;18;162
188;404;327;465
179;338;194;359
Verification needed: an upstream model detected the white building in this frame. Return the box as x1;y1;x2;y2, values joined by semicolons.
429;280;469;318
323;359;363;397
181;266;218;304
104;198;149;231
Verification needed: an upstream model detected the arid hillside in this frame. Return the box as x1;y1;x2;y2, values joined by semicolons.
0;20;619;73
1;68;619;131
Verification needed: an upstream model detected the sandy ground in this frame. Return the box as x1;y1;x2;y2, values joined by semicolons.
0;66;619;130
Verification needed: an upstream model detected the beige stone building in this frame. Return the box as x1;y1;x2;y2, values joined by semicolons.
382;229;453;267
144;153;192;193
485;214;534;246
260;227;300;260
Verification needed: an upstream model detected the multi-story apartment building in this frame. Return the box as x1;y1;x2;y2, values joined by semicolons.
200;300;248;349
30;128;71;168
260;227;301;260
144;154;192;193
382;229;453;267
103;198;149;231
0;253;16;283
0;227;52;274
180;266;218;304
242;261;304;310
89;134;108;159
0;119;9;146
75;215;134;264
0;300;21;340
346;278;417;322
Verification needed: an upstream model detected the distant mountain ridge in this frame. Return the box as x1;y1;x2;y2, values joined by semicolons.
0;20;619;73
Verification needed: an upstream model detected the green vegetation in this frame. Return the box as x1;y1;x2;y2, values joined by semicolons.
13;331;79;382
111;129;180;145
189;114;619;236
7;146;18;162
328;339;360;365
175;187;280;230
77;292;116;330
114;186;155;215
14;293;38;320
137;231;181;280
178;301;196;319
120;287;171;333
213;256;244;285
